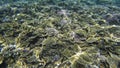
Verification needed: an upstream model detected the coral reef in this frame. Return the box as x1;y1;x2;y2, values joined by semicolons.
0;0;120;68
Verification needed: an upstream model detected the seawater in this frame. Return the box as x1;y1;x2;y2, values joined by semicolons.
0;0;120;68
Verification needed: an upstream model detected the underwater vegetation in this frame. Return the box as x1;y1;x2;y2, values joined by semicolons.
0;0;120;68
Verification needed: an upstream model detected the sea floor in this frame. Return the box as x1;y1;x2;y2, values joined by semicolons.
0;0;120;68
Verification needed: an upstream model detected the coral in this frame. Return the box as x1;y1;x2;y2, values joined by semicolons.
0;0;120;68
104;14;120;25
